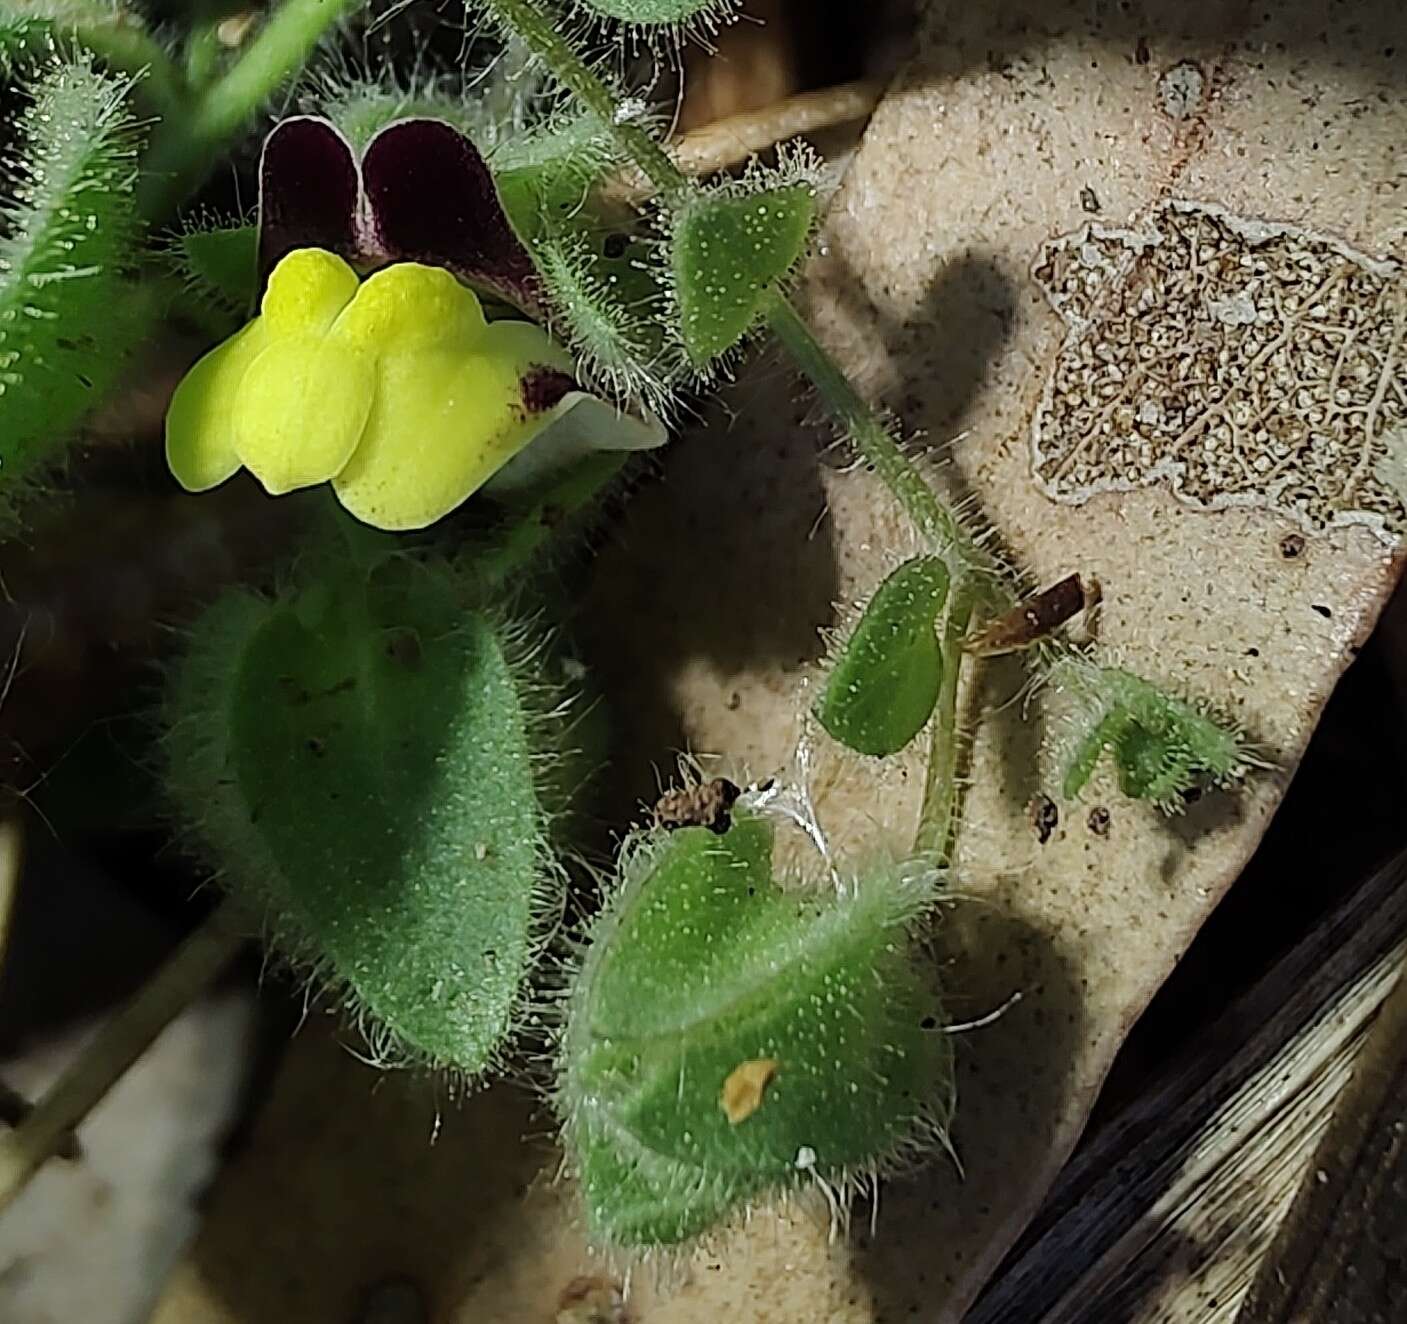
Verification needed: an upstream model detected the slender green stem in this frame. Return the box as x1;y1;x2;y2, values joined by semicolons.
761;290;966;556
478;0;1014;865
474;451;627;586
137;0;364;220
476;0;995;578
183;22;225;91
914;582;976;865
479;0;687;198
0;905;242;1214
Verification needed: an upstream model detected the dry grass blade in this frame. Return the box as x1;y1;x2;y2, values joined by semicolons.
969;850;1407;1323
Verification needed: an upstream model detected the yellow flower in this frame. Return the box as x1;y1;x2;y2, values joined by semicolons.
166;248;652;530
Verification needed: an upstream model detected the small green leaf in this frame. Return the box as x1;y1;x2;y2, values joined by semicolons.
171;224;258;319
559;813;951;1248
670;182;816;365
815;556;951;757
1053;663;1248;809
165;545;572;1073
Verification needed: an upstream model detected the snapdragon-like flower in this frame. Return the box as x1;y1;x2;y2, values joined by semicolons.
165;117;664;531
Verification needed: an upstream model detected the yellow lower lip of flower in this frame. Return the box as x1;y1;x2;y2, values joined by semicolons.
234;335;377;495
332;320;574;531
165;321;268;493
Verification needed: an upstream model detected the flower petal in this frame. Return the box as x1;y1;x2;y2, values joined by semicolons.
328;262;486;351
360;119;544;316
486;393;668;492
234;336;376;495
165;320;268;492
332;320;574;531
260;247;361;335
257;117;360;290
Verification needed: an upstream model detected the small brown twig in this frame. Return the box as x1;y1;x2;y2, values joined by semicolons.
607;78;885;205
0;905;243;1215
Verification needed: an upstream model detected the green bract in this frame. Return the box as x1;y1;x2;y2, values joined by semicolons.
170;223;258;322
816;556;951;757
0;55;144;500
670;180;817;367
572;0;736;27
491;111;622;241
558;812;951;1247
1053;663;1249;808
165;546;573;1074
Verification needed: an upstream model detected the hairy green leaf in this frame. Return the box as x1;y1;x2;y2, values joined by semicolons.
0;56;144;492
2;4;181;110
670;180;816;366
532;220;681;412
317;83;494;152
571;0;737;27
170;223;258;321
165;544;574;1074
815;555;951;757
559;813;951;1247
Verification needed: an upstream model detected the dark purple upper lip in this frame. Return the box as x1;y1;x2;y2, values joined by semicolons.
257;115;545;317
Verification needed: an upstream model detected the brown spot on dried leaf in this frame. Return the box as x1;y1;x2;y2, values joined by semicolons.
654;777;742;834
1029;794;1059;844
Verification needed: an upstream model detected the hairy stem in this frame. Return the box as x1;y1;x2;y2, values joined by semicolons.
761;290;968;556
476;452;627;587
0;907;242;1215
477;0;1010;866
137;0;363;219
479;0;686;198
913;582;976;865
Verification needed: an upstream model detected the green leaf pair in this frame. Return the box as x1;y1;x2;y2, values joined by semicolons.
1056;665;1249;808
815;556;952;757
558;812;951;1247
165;542;573;1074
